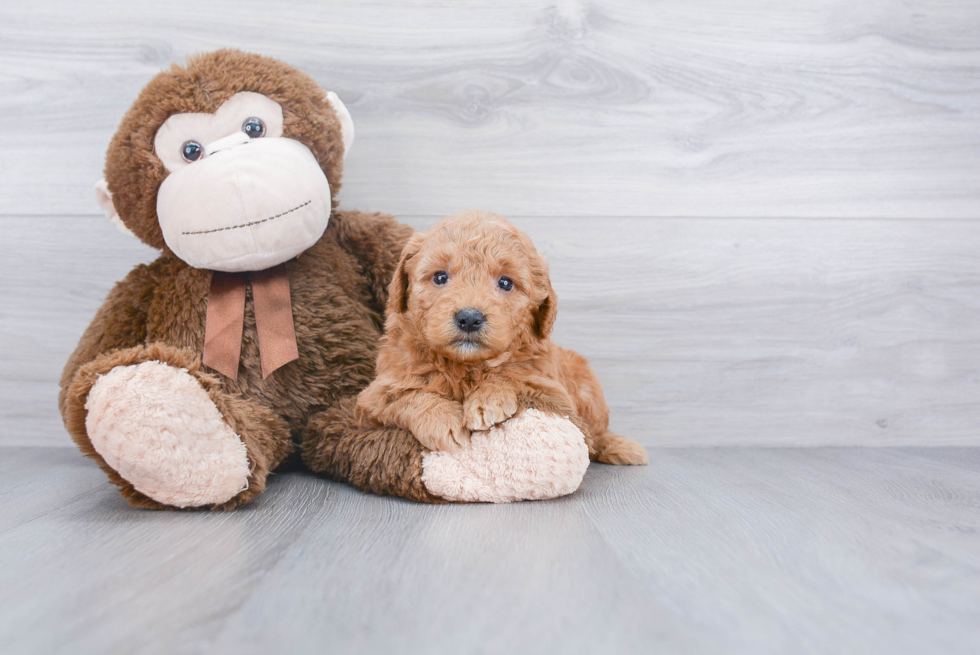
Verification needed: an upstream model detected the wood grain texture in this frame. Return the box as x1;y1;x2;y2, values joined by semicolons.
2;0;980;218
1;446;978;654
4;3;979;651
0;216;159;447
5;214;978;448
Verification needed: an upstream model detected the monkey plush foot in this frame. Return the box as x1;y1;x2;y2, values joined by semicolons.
85;361;250;508
303;401;589;503
420;409;589;503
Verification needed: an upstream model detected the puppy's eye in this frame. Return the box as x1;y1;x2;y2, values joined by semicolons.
433;271;449;286
498;276;514;291
181;141;204;163
242;117;266;138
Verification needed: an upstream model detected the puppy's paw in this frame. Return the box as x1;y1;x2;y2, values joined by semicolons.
414;402;471;452
596;433;649;466
464;389;519;431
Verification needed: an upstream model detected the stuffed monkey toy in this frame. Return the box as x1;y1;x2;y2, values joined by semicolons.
61;50;591;509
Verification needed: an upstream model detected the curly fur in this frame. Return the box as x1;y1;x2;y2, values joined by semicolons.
356;210;648;466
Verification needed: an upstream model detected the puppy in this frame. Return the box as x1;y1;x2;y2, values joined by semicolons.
356;210;648;466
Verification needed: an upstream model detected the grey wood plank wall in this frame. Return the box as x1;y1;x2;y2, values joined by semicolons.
1;0;978;447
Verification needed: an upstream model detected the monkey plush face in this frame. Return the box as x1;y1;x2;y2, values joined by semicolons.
96;50;354;272
153;91;336;271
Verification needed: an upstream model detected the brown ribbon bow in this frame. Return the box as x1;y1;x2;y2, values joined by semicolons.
202;264;299;380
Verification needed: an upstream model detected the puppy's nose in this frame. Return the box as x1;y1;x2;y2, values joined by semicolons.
454;308;485;333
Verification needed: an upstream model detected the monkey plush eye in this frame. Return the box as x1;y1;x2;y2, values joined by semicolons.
242;117;266;138
180;140;204;163
498;276;514;291
433;271;449;286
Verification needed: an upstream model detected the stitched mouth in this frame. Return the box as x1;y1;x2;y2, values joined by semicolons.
181;200;312;235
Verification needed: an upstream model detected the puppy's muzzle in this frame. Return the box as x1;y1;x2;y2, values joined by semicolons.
454;308;485;334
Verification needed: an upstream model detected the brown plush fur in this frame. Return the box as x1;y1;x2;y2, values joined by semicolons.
59;50;415;509
355;210;648;466
64;343;290;510
303;398;445;504
301;386;598;504
104;49;346;250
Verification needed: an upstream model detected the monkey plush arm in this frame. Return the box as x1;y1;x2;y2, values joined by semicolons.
330;209;415;320
303;390;592;505
304;372;593;505
303;398;446;503
63;342;292;510
58;262;292;510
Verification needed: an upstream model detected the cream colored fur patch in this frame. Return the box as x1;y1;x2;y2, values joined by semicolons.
421;409;589;503
85;361;250;508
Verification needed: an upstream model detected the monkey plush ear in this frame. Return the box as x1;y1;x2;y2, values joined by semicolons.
324;92;355;158
94;179;137;239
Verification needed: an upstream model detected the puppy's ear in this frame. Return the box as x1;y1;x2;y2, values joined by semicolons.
387;233;423;315
532;253;558;338
535;282;558;339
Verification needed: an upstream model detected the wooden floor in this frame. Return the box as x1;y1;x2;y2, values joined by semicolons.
1;446;978;654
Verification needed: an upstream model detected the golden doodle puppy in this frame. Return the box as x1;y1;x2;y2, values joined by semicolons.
356;210;648;466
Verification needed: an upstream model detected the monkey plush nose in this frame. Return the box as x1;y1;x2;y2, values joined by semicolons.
454;308;485;333
205;131;251;156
